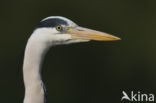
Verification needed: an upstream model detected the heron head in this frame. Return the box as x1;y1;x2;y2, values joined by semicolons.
33;16;120;45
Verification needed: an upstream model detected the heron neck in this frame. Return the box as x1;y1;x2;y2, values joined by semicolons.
23;35;50;103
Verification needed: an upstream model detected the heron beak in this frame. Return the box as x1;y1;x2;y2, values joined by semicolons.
67;26;121;41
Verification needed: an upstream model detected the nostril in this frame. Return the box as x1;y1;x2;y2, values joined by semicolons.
77;29;84;31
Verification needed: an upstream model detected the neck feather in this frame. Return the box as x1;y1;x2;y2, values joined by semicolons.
23;34;50;103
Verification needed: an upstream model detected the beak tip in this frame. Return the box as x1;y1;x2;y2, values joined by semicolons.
116;37;121;40
110;35;121;41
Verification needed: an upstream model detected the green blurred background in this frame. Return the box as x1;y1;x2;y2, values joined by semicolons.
1;0;156;103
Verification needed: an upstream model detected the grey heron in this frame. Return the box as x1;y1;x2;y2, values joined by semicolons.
23;16;120;103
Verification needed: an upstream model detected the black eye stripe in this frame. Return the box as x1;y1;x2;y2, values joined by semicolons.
36;18;68;28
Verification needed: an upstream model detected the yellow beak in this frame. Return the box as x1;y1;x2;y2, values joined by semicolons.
68;27;121;41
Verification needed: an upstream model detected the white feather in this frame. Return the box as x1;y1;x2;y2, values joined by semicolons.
23;16;90;103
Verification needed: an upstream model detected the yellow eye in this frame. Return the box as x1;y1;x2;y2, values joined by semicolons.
56;25;62;31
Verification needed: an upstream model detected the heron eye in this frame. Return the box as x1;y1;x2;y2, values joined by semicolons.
56;25;62;31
